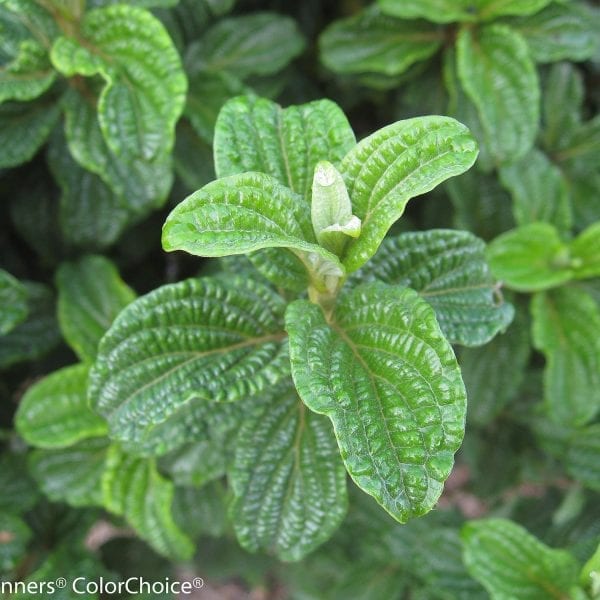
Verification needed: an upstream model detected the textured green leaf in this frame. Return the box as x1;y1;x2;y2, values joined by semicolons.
229;386;347;561
499;147;572;233
570;223;600;280
173;482;228;540
565;425;600;491
102;446;194;560
188;12;304;79
56;255;136;362
0;99;60;168
532;288;600;427
0;282;60;369
462;519;580;599
319;7;442;76
16;364;107;449
510;3;600;63
50;4;187;161
486;223;573;292
160;441;229;488
353;230;514;346
339;116;478;272
286;283;466;523
0;269;28;335
29;438;109;508
247;249;309;293
0;513;31;573
90;277;289;450
456;24;539;164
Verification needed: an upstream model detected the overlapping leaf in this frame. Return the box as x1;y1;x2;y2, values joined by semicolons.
570;223;600;280
565;424;600;491
0;269;28;335
286;283;466;523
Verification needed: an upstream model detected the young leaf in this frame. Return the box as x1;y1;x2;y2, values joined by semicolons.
286;283;466;523
565;424;600;491
229;386;348;561
339;116;478;272
102;446;194;561
16;364;107;449
352;230;514;346
486;223;573;292
462;518;580;599
456;24;539;164
570;223;600;280
56;255;136;362
0;269;28;335
319;7;442;76
89;277;289;448
532;288;600;427
50;4;187;161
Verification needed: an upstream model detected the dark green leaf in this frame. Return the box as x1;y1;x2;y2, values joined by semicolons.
566;424;600;491
0;513;31;573
0;269;28;335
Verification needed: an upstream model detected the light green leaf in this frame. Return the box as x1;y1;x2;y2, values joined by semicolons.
462;518;580;599
0;513;31;573
499;147;572;233
486;223;573;292
319;7;442;76
456;24;539;165
0;269;28;335
29;438;109;508
565;424;600;491
229;386;347;561
89;277;289;449
532;288;600;427
475;0;554;20
56;255;136;362
339;116;478;272
187;12;304;79
286;283;466;523
509;3;600;63
102;446;194;560
50;4;187;161
16;364;107;449
570;223;600;280
353;230;514;346
90;0;178;6
0;99;60;168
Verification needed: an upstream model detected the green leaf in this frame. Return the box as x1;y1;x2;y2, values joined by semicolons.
50;4;187;161
570;223;600;280
187;12;304;79
0;513;32;573
339;116;478;272
565;424;600;492
0;99;60;168
462;518;580;599
475;0;554;20
29;438;109;508
353;230;514;346
0;269;28;335
286;283;466;523
229;386;348;561
486;223;573;292
16;364;107;449
173;482;228;540
456;24;539;165
319;7;442;76
509;3;600;63
102;446;194;560
56;255;136;362
89;277;289;450
499;147;572;233
0;454;39;514
532;288;600;427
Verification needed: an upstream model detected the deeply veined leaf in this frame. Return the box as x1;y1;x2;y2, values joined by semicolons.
286;283;466;523
102;446;194;560
50;5;187;161
353;230;514;346
229;386;348;561
29;438;109;508
187;12;304;79
0;513;31;572
532;288;600;427
319;7;442;76
499;147;572;233
0;269;28;335
56;255;136;362
16;364;107;449
486;223;573;292
565;424;600;491
339;116;478;272
0;99;60;168
462;519;580;599
570;223;600;280
509;3;600;63
89;277;289;449
456;24;539;165
162;172;345;278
